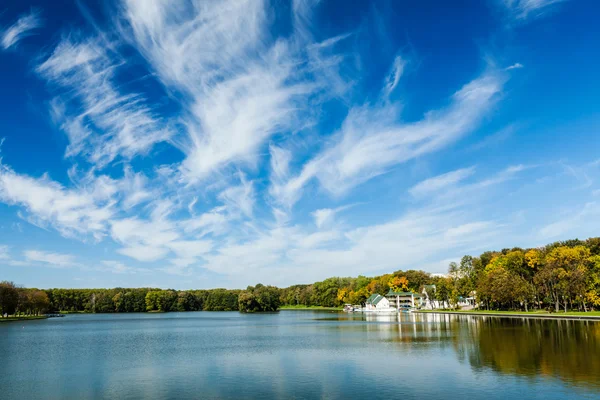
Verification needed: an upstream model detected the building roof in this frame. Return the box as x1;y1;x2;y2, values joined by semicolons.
366;293;378;303
386;289;423;298
366;293;386;305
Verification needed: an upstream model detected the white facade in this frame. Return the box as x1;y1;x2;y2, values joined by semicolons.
365;294;390;310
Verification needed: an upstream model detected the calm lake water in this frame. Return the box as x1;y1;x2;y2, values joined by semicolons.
1;311;599;399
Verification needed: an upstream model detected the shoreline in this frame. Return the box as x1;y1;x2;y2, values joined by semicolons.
416;310;600;321
0;316;48;323
279;306;342;311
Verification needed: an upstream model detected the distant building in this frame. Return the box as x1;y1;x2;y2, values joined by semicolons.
365;293;390;310
420;285;476;309
430;273;448;278
422;285;444;309
386;290;423;310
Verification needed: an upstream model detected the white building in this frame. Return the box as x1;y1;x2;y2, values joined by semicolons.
365;293;390;311
386;290;423;310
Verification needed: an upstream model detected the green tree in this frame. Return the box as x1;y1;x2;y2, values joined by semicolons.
0;281;20;317
239;284;281;313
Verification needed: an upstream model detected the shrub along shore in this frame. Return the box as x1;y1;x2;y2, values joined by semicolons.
2;236;600;316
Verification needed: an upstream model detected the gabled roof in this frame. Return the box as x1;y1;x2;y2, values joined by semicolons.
366;293;378;304
366;293;386;305
386;289;423;298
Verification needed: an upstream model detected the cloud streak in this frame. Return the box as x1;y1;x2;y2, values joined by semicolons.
0;0;584;287
272;70;506;206
38;37;172;166
409;167;477;197
503;0;565;20
1;10;42;50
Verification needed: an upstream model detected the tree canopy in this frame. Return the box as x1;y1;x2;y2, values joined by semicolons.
4;236;600;315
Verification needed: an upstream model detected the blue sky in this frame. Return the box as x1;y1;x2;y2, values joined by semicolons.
1;0;599;289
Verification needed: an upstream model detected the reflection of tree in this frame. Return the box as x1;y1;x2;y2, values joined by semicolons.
454;317;600;389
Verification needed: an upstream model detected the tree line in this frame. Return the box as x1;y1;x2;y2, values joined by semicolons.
0;282;51;317
449;237;600;312
2;237;600;315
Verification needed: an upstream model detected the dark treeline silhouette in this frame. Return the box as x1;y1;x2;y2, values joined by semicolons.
2;237;600;315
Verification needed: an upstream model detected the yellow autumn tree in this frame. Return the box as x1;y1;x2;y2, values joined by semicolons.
388;276;409;292
525;249;543;270
336;288;349;304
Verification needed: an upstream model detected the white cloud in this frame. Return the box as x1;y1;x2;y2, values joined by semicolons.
311;204;354;229
272;71;506;206
382;55;406;97
506;62;524;70
415;164;530;211
121;0;344;183
110;217;178;257
0;163;115;240
1;10;42;50
0;245;10;260
312;208;336;229
409;167;476;197
117;246;170;262
269;145;292;183
38;37;172;166
468;124;517;151
298;230;342;249
201;204;504;287
100;260;148;274
183;208;229;237
165;240;214;269
539;202;600;239
2;0;586;288
23;250;78;268
503;0;565;20
167;239;213;258
218;174;255;218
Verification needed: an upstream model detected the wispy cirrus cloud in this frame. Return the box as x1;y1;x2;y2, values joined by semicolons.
0;0;584;288
539;201;600;240
0;245;10;260
506;62;524;70
503;0;566;20
38;37;172;166
200;205;503;286
409;167;477;198
218;173;255;219
1;9;42;50
23;250;78;268
271;70;506;207
0;162;116;240
99;260;149;275
121;0;346;183
382;55;406;98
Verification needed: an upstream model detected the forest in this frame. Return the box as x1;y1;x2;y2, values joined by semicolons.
2;236;600;315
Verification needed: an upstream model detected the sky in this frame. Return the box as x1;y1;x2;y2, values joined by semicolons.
0;0;599;290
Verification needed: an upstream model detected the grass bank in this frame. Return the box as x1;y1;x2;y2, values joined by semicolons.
0;315;48;323
416;309;600;320
280;305;342;311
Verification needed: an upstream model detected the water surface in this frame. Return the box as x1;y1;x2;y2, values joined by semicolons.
1;311;599;399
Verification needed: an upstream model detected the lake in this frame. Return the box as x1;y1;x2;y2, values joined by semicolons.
1;311;599;399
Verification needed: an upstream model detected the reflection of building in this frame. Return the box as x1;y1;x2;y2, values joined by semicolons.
386;290;423;310
365;293;390;310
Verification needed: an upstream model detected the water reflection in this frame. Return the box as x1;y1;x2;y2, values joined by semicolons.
329;312;600;390
0;312;598;399
451;315;600;388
